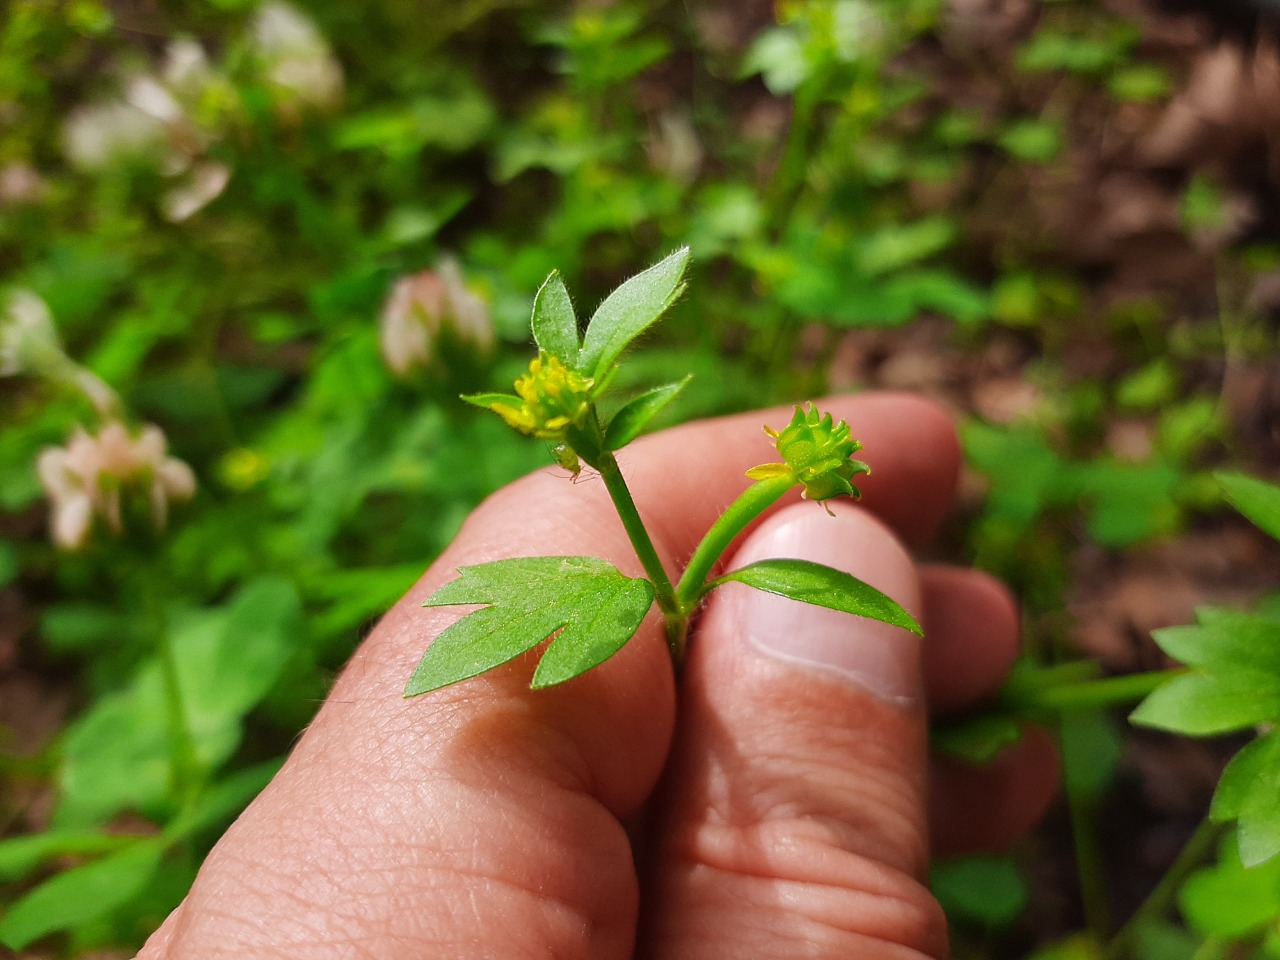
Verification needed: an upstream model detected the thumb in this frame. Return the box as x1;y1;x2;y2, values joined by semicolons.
641;502;947;960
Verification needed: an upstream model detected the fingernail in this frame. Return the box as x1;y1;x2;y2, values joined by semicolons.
726;505;923;704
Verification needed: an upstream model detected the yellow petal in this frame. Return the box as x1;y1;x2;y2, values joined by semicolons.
745;462;793;481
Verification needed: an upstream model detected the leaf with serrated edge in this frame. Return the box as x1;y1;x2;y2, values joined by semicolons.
712;558;922;634
578;248;690;379
1153;607;1280;674
531;271;579;367
1218;471;1280;543
1212;731;1280;867
1130;670;1280;736
603;376;692;450
406;557;656;695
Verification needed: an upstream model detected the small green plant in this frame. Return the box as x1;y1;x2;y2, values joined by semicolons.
404;250;920;696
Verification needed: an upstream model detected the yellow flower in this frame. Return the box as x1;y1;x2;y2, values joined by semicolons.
480;353;595;442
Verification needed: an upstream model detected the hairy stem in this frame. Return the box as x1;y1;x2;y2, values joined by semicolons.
676;475;796;611
595;449;678;613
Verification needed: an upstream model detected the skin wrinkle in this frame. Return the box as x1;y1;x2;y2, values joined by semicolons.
654;855;945;960
172;788;635;957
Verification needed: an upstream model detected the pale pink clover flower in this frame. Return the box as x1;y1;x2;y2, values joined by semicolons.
37;422;197;550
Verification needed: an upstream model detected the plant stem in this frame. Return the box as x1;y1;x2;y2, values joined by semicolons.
1005;668;1186;712
1103;817;1226;960
1060;714;1112;940
145;586;202;806
1188;938;1228;960
594;449;678;610
676;475;796;610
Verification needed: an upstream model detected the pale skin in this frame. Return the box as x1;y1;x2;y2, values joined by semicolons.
136;392;1059;959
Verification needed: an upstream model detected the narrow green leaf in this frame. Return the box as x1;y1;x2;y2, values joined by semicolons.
0;831;136;883
931;713;1025;764
1217;471;1280;542
712;558;922;635
1212;731;1280;867
578;248;690;380
407;557;656;695
0;837;166;949
164;758;283;842
462;392;522;410
1153;607;1280;674
531;271;579;367
1130;670;1280;735
603;376;692;450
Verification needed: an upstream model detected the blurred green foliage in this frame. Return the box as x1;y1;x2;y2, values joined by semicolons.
1;0;1277;954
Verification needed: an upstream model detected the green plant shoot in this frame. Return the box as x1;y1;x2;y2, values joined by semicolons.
405;250;921;697
1129;472;1280;869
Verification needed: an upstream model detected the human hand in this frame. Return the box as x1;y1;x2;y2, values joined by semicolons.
136;392;1058;959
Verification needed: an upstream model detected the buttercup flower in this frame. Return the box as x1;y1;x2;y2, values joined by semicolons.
747;403;870;506
379;259;494;377
489;353;595;442
465;354;596;475
37;422;197;550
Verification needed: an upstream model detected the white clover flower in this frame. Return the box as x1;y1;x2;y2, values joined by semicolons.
1;290;122;416
250;2;344;113
37;422;197;550
0;290;61;378
163;38;214;96
126;75;185;125
161;161;232;223
62;100;168;172
61;39;232;219
379;259;494;378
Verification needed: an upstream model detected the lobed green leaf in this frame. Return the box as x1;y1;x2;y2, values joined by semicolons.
578;247;690;380
603;376;692;450
1217;471;1280;543
407;557;655;695
1152;606;1280;675
711;558;922;635
1178;832;1280;939
531;271;579;367
1130;669;1280;736
1212;731;1280;867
